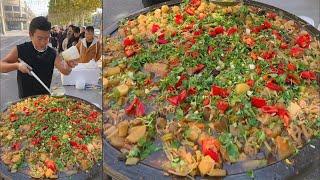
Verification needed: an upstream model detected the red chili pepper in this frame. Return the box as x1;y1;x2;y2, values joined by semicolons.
266;12;277;19
80;144;89;153
185;7;195;15
210;85;229;98
123;38;135;46
151;24;160;33
246;79;255;87
88;111;98;122
175;14;184;24
227;27;237;36
51;135;58;141
125;97;146;117
167;90;187;106
203;98;210;106
300;70;317;80
188;87;197;95
280;42;288;49
45;159;57;172
261;50;276;60
287;63;297;71
251;97;267;108
296;34;311;48
201;138;220;162
290;47;304;57
216;100;229;113
77;132;84;139
265;81;282;91
11;142;21;151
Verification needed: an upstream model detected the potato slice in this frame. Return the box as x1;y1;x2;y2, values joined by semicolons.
126;125;147;143
105;66;121;77
235;83;250;94
118;120;129;137
115;84;129;96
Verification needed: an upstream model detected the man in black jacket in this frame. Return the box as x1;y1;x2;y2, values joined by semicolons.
0;16;78;98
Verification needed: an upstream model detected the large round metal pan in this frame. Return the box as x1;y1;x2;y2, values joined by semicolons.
0;95;103;180
103;0;320;179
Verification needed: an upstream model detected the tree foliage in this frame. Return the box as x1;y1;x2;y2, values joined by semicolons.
48;0;101;25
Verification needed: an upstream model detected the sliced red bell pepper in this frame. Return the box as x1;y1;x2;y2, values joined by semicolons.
261;50;276;60
287;63;297;71
175;14;184;24
157;34;168;44
209;26;224;37
45;159;57;172
300;70;317;80
167;90;187;106
70;141;79;148
31;138;42;145
251;26;262;33
296;34;311;48
203;97;210;106
280;42;288;49
265;81;282;91
290;47;304;57
125;97;146;117
261;105;279;114
123;38;135;46
189;0;201;7
261;20;272;29
251;97;267;108
11;142;21;151
193;29;203;36
210;85;229;98
227;27;237;36
277;108;290;127
216;100;229;113
272;30;282;40
167;85;175;92
266;12;277;19
201;138;221;162
188;87;197;95
246;79;255;87
175;75;187;88
51;135;58;141
151;24;160;33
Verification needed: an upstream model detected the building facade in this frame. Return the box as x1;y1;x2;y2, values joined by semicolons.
1;0;35;32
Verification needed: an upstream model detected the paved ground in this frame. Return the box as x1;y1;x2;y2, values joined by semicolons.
0;30;102;109
103;0;320;33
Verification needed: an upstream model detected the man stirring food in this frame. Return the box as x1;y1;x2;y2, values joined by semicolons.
0;16;78;98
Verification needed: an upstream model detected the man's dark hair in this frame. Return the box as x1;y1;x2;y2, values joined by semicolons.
86;26;94;32
29;16;51;35
74;26;80;33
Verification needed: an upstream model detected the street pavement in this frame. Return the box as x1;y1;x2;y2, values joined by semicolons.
0;30;102;110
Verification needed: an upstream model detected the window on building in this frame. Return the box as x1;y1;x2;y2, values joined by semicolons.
13;6;20;12
4;6;12;11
